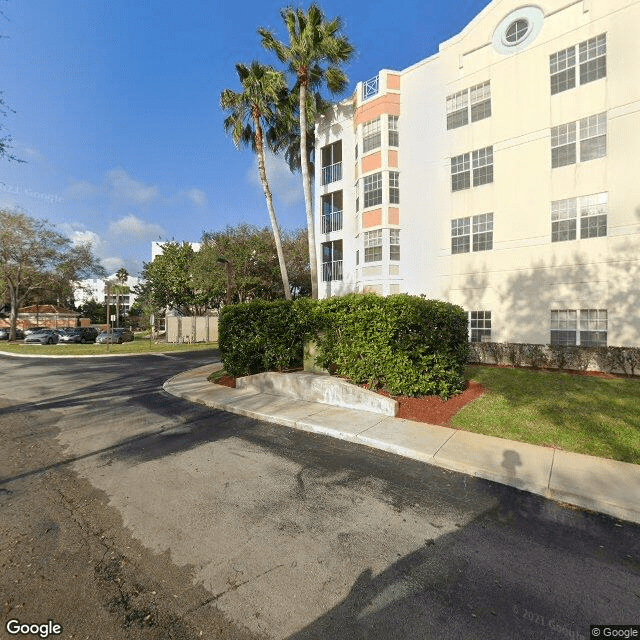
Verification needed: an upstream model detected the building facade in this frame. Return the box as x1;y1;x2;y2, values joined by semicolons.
75;274;141;314
314;0;640;347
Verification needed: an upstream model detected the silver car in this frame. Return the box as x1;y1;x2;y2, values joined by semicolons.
24;329;60;345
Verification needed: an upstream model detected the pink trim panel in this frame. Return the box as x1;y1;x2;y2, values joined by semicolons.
387;74;401;90
363;209;383;228
355;94;400;127
388;150;398;167
362;152;382;173
389;208;400;225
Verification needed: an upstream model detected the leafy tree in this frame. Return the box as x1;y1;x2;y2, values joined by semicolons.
1;3;24;164
139;242;212;316
259;4;355;299
0;209;106;339
220;61;292;300
77;298;107;324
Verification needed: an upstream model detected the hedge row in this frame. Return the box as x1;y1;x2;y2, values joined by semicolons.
468;341;640;376
219;294;468;398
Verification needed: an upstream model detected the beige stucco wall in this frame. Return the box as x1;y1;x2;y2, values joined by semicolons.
315;0;640;346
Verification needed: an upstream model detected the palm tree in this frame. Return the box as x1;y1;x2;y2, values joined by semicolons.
221;61;291;300
259;4;355;299
115;267;129;327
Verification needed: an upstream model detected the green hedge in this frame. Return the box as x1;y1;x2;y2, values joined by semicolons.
218;299;311;377
218;294;468;398
311;294;468;398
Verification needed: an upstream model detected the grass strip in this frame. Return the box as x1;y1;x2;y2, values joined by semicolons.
453;366;640;464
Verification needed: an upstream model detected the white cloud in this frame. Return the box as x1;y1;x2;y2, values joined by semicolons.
108;214;166;243
247;152;304;207
106;168;160;205
64;180;99;200
186;188;207;207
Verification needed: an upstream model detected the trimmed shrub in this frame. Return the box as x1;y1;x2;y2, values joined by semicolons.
219;299;311;377
309;294;468;398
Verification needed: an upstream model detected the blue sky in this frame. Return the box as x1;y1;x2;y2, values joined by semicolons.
0;0;490;275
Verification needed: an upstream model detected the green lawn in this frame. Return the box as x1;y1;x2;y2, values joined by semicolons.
454;366;640;464
0;335;218;356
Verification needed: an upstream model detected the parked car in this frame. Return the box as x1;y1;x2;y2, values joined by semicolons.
95;328;134;344
0;328;24;340
24;329;60;344
59;327;99;344
23;326;48;336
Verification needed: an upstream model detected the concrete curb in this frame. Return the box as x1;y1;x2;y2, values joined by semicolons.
163;365;640;526
0;348;215;359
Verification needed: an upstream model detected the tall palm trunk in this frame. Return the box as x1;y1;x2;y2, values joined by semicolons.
298;79;318;299
254;112;291;300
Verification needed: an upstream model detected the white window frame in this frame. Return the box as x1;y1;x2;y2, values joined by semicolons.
579;112;607;162
550;309;607;346
389;229;400;261
551;121;577;168
579;34;606;85
472;146;493;186
550;33;606;95
389;171;399;204
362;117;381;154
363;172;382;208
451;153;470;192
470;311;492;342
364;229;383;263
446;81;491;130
388;115;399;147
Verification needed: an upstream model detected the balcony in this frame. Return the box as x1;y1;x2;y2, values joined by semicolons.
321;162;342;186
322;260;343;282
362;75;379;101
321;210;343;234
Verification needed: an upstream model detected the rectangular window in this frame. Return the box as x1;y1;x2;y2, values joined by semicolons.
362;117;381;153
446;82;491;129
451;217;470;254
550;34;605;95
470;81;491;122
550;309;607;346
580;192;607;239
321;141;342;184
321;191;343;234
472;146;493;186
363;172;382;208
550;310;577;346
388;115;399;147
550;46;576;95
551;121;577;168
472;213;493;251
321;240;343;281
579;34;606;85
446;90;469;130
470;311;491;342
389;229;400;261
579;112;606;162
580;309;607;347
551;198;577;242
364;229;383;262
451;153;470;192
389;171;399;204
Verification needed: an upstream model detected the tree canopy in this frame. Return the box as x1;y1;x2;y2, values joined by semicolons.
0;209;106;339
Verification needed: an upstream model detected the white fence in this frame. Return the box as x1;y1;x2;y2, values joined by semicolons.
166;316;218;343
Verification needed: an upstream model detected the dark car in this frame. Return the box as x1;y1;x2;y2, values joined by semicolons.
95;328;134;344
24;329;60;344
59;327;99;344
0;328;25;340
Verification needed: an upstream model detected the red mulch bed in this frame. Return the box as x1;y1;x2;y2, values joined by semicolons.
214;374;485;426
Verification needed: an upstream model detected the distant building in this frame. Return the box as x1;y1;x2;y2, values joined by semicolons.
74;274;141;313
314;0;640;348
0;304;80;330
151;241;201;261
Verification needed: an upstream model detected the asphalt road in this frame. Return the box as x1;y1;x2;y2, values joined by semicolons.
0;351;638;640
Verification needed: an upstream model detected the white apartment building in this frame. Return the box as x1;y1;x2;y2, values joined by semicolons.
315;0;640;348
75;274;141;313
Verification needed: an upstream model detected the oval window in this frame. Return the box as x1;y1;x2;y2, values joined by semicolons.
504;18;530;45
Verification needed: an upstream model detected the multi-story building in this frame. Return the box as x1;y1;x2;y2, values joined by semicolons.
314;0;640;347
75;273;141;314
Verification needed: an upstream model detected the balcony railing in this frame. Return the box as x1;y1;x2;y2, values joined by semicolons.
321;162;342;185
362;75;379;101
322;260;343;282
321;210;343;234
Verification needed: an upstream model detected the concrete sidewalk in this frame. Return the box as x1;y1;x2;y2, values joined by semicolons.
164;363;640;526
